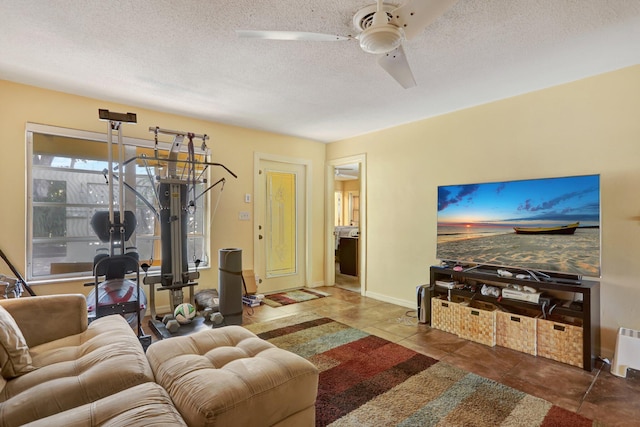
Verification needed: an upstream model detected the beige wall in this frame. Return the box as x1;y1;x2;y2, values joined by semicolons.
327;65;640;357
0;80;327;310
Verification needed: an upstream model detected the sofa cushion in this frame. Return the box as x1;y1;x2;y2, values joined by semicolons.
21;382;187;427
0;315;154;426
0;306;36;379
0;294;88;348
146;325;319;427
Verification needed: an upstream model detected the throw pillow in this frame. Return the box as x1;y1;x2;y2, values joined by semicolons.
0;305;36;378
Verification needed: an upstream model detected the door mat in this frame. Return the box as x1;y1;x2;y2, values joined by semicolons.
262;289;330;307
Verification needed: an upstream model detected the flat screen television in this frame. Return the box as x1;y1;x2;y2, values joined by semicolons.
437;174;600;278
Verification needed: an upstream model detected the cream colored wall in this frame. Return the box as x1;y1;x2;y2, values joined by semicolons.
339;179;359;225
327;65;640;357
342;180;359;192
0;80;326;309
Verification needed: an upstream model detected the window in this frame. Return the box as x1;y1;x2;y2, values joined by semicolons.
27;124;210;281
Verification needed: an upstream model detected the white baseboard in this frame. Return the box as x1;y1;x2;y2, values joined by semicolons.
307;281;325;288
364;290;415;310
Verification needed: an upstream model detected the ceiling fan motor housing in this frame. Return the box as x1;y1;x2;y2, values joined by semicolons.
359;24;404;54
355;6;404;54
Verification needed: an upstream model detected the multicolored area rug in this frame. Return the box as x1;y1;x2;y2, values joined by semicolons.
262;289;330;307
245;313;597;427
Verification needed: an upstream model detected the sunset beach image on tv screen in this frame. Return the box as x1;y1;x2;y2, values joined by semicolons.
436;174;600;277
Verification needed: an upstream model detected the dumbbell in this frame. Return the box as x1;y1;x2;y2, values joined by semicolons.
210;312;224;325
166;319;180;333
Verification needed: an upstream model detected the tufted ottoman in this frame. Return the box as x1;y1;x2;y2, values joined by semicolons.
146;325;319;427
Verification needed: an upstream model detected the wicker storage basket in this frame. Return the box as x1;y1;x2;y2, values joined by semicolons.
496;309;538;355
537;316;583;368
431;296;463;334
457;300;497;347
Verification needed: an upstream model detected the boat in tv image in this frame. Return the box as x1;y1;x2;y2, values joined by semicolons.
437;174;600;277
513;222;579;235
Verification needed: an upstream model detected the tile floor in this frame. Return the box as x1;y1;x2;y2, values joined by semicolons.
334;261;361;293
146;286;640;426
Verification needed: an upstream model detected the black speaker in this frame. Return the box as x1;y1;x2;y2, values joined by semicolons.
416;284;433;324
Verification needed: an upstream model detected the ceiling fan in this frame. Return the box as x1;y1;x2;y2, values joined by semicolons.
335;165;359;180
237;0;458;89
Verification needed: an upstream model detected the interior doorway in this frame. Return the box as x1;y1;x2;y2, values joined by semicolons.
326;155;366;295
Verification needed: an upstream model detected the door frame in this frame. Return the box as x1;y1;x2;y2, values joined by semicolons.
254;152;311;290
326;154;366;295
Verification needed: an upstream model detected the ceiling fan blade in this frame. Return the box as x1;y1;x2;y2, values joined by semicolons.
377;45;416;89
236;30;351;42
391;0;458;40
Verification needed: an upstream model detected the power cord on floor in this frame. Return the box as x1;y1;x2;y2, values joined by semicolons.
405;309;418;318
244;305;255;317
392;310;419;326
579;357;609;411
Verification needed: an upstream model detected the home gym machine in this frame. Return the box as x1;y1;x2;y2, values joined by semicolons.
126;126;237;338
87;109;150;348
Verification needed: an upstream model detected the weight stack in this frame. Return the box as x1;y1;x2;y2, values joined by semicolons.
218;248;243;325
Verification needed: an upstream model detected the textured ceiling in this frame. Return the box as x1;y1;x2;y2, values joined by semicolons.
1;0;639;142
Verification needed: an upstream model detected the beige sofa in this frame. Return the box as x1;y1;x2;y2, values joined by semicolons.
0;294;318;426
0;294;184;426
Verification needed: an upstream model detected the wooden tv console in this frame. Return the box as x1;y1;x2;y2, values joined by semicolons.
430;265;600;371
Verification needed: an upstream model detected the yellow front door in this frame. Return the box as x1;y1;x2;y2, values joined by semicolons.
256;158;306;293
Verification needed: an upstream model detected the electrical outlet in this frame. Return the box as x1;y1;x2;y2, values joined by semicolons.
239;211;250;221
